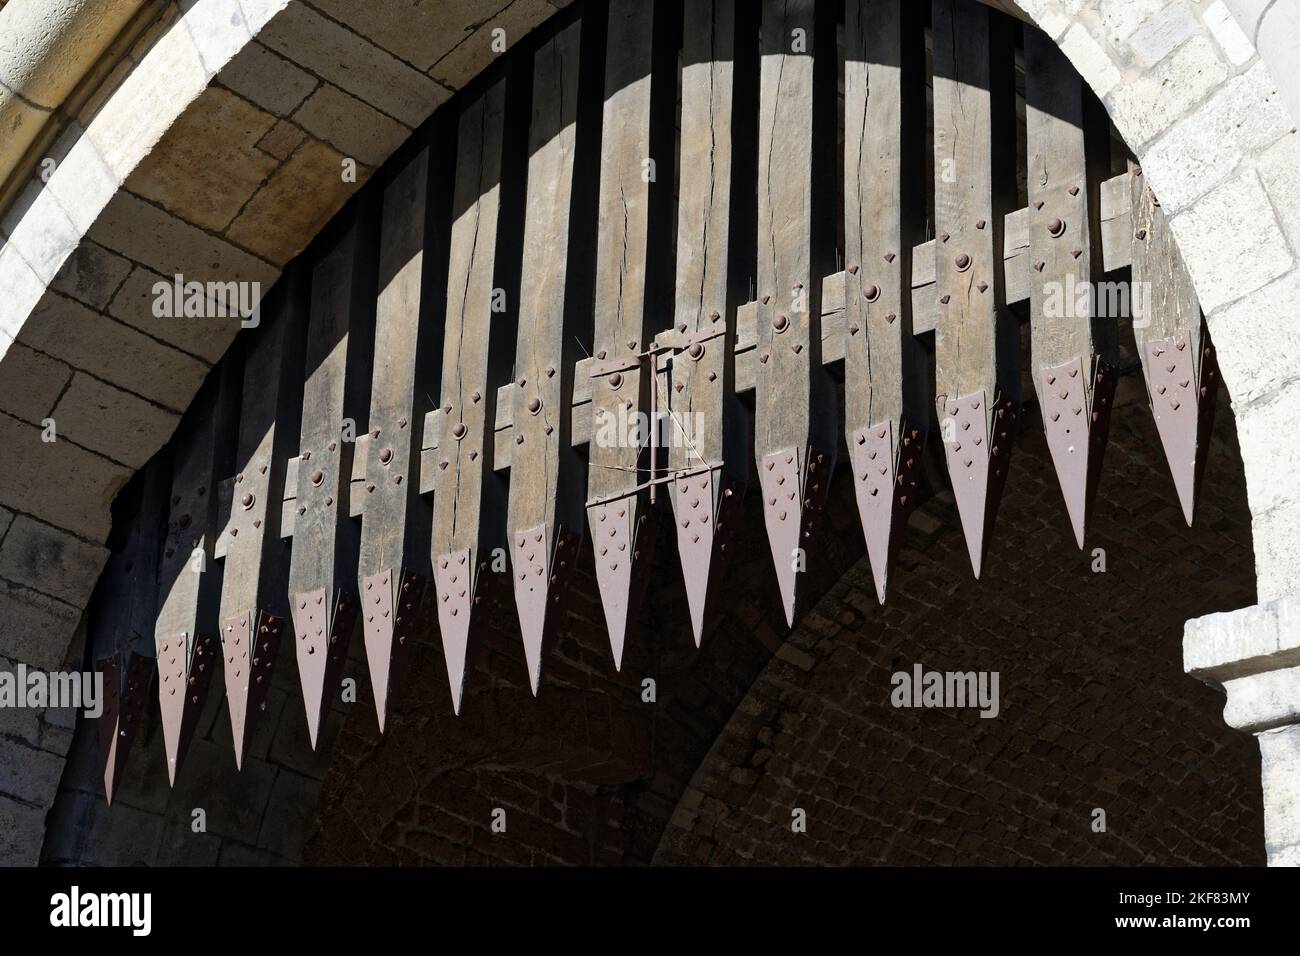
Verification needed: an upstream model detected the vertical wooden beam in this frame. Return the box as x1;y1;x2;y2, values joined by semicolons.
931;0;1019;579
357;130;449;733
431;78;514;714
287;200;379;748
754;0;839;627
1130;163;1219;525
92;458;168;802
585;0;676;668
506;18;590;693
213;269;306;768
154;361;241;784
666;0;754;645
1024;26;1116;548
844;0;927;603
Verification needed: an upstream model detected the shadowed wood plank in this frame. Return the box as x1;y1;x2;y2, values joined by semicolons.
287;199;379;749
931;0;1019;579
844;0;927;603
213;270;306;768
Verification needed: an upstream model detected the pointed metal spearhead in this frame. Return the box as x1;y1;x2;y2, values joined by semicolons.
511;525;579;695
1039;356;1116;549
221;610;282;771
157;632;218;785
292;587;356;750
97;652;154;804
759;446;829;628
852;419;924;604
361;569;426;734
674;469;745;647
435;549;476;715
588;495;651;671
1146;332;1218;526
942;391;1017;579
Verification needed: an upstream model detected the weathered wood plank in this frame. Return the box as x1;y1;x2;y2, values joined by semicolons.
584;0;676;666
154;360;240;783
287;198;379;748
844;0;926;603
662;0;754;645
357;130;449;733
506;18;589;692
931;0;1019;579
213;269;306;768
1130;161;1218;525
430;76;513;714
754;0;838;626
1024;26;1116;548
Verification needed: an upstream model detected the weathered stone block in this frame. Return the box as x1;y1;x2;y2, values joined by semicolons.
106;265;242;365
0;343;72;425
0;514;107;607
49;240;131;311
0;413;128;541
1129;4;1199;67
1207;269;1300;407
217;39;318;115
257;2;447;126
128;86;279;233
51;373;179;469
292;83;410;167
430;0;556;89
225;135;366;265
19;290;211;413
1110;37;1230;148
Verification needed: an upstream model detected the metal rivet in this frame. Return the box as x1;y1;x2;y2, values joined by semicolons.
1048;217;1065;237
310;469;324;486
527;397;542;414
241;493;255;510
773;314;789;332
955;253;971;271
862;284;880;302
452;422;467;439
379;447;394;464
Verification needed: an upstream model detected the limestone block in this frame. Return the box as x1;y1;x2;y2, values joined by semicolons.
1095;0;1168;46
1253;497;1300;604
1057;23;1122;100
0;343;73;425
0;580;83;672
430;0;556;90
107;265;241;364
178;0;252;78
51;372;179;469
1128;4;1200;68
19;291;211;412
309;0;502;71
87;190;278;287
43;123;121;235
225;134;365;265
1257;1;1300;129
1109;36;1230;148
292;83;410;167
255;118;305;160
128;85;279;233
0;242;47;344
0;514;108;607
257;2;448;126
1207;269;1300;407
1204;0;1256;67
85;18;209;182
0;179;83;286
1259;724;1300;863
49;240;131;310
1256;132;1300;264
0;414;128;541
217;39;317;115
1169;170;1292;314
1140;62;1290;214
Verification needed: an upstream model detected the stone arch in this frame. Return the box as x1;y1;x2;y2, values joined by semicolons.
1;0;1298;864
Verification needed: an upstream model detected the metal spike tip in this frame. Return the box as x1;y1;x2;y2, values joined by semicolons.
676;470;718;648
588;498;639;671
435;548;474;715
512;524;553;696
760;448;804;629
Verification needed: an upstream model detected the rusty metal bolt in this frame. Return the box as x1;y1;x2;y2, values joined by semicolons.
773;313;790;332
527;397;543;414
955;253;971;271
310;469;324;486
862;284;880;302
1047;217;1065;237
451;422;467;440
687;342;705;360
1134;228;1147;240
241;492;255;510
379;447;394;465
608;372;624;389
